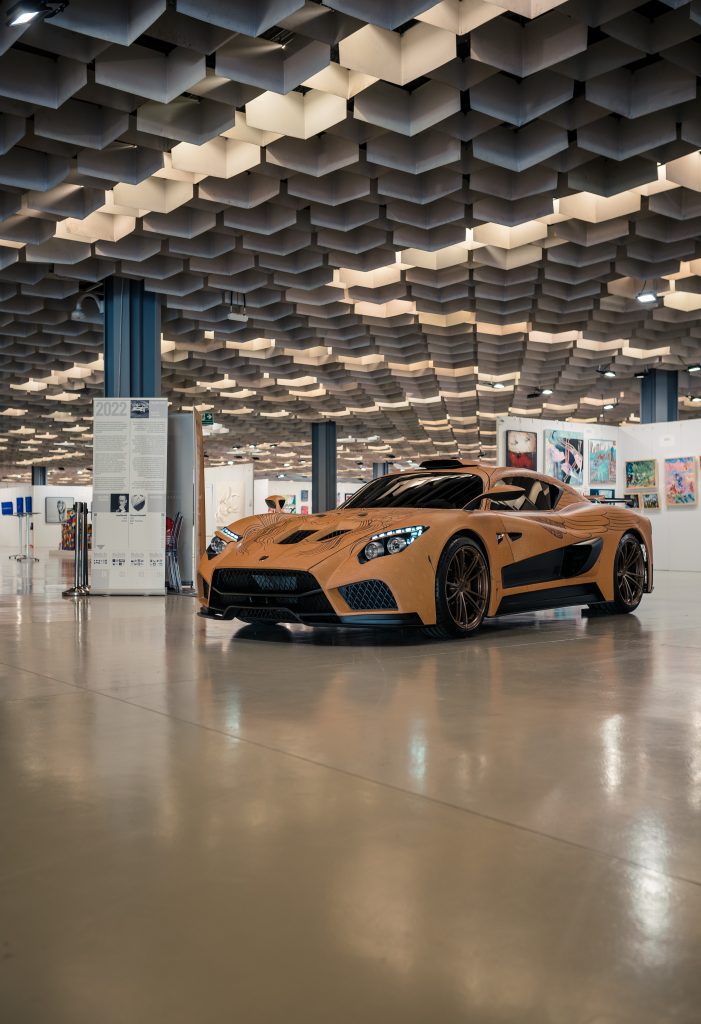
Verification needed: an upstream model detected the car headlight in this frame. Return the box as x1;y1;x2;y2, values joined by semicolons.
205;527;242;560
206;536;228;559
360;526;427;563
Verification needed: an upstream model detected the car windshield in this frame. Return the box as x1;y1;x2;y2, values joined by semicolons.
343;473;484;510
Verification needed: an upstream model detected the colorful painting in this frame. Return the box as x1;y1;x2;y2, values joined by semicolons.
624;492;641;509
282;494;298;513
506;430;537;471
590;487;614;499
544;430;584;486
641;491;660;511
589;439;616;485
625;458;657;490
664;457;697;507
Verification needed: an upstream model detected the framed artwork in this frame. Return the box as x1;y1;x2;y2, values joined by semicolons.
664;457;697;507
544;430;584;486
624;492;641;509
641;491;660;511
590;487;614;499
589;439;616;485
45;496;74;524
625;458;657;490
505;429;537;471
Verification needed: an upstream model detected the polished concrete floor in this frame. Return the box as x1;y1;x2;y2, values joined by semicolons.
1;551;701;1022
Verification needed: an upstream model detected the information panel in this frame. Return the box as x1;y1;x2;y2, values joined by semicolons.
91;397;168;594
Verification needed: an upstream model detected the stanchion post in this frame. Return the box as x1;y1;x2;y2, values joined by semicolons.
63;501;89;598
80;503;90;592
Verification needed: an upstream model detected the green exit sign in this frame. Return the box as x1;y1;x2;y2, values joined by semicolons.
201;412;214;427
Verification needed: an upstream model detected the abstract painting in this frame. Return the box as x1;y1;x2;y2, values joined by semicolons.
664;457;697;507
544;430;584;486
506;430;537;471
625;458;657;490
641;491;660;511
589;439;616;485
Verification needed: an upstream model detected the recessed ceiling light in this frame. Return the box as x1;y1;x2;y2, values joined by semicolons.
492;381;506;389
636;290;657;303
541;387;553;395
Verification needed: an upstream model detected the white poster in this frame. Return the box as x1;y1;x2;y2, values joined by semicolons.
91;397;168;594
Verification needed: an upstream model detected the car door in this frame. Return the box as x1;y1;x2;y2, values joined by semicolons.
485;474;605;609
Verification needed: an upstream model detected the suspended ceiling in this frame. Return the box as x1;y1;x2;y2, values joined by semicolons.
1;0;701;484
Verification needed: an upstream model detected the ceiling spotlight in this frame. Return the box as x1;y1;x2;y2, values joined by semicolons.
225;289;248;323
492;381;506;389
634;370;647;379
636;290;657;304
691;396;701;404
689;364;701;373
7;1;67;26
603;403;615;411
541;387;553;396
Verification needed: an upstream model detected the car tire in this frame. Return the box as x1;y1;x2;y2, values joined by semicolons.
425;536;490;639
590;531;646;616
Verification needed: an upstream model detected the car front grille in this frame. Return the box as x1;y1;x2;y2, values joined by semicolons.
210;568;334;619
339;580;398;611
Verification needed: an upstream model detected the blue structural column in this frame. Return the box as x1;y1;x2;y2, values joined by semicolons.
311;422;337;513
31;466;47;485
641;369;678;423
104;277;161;397
372;462;389;478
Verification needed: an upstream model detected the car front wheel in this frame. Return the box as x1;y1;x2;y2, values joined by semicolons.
427;536;490;639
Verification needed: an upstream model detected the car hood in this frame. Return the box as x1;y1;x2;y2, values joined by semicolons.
216;508;442;570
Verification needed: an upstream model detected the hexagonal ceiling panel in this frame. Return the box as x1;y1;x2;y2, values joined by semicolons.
1;0;701;485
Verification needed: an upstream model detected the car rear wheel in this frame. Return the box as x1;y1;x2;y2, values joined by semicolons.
426;536;490;639
590;532;645;616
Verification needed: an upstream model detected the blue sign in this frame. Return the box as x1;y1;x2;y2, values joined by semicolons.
25;496;32;515
1;502;12;516
16;497;23;515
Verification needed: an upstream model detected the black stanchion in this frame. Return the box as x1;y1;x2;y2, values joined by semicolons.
62;502;90;598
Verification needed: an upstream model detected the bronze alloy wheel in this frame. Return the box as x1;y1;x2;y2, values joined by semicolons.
444;543;489;631
616;534;645;609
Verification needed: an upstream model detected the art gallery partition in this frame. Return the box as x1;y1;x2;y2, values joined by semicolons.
497;415;701;573
252;478;367;515
617;420;701;573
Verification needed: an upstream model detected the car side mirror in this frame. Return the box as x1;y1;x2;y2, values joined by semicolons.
265;494;287;512
465;485;526;510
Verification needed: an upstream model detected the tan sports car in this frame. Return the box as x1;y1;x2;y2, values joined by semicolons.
197;460;653;638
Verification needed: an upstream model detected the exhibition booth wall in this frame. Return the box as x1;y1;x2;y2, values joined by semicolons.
252;478;366;516
497;415;701;573
0;484;93;550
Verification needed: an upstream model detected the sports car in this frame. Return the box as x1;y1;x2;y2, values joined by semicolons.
197;460;653;638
